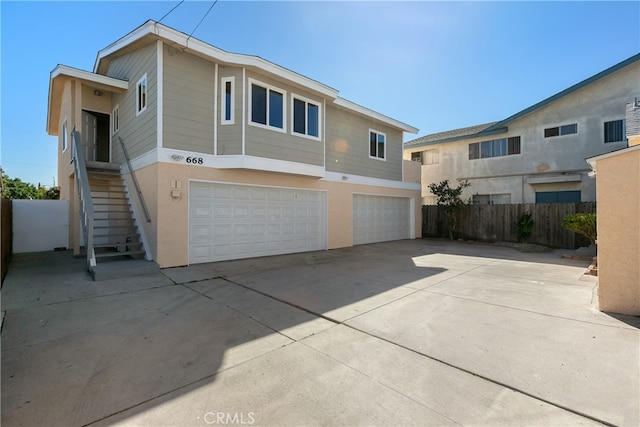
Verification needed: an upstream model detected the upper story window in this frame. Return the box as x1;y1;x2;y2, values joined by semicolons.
249;79;285;132
62;120;68;152
136;74;147;115
369;129;386;160
544;123;577;138
469;136;520;160
292;94;320;139
112;105;119;134
411;152;421;162
221;77;235;125
604;119;625;143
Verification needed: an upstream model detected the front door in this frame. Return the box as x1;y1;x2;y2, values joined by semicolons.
82;110;111;162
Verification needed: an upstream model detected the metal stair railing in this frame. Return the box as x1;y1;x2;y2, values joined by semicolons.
71;129;96;270
118;137;151;223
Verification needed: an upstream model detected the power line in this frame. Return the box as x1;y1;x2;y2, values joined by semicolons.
157;0;184;24
186;0;219;45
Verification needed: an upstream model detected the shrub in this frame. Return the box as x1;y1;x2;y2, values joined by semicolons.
562;213;597;246
517;212;534;243
427;179;471;240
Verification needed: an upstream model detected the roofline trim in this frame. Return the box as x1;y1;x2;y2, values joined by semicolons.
52;64;129;89
333;98;418;133
403;126;507;149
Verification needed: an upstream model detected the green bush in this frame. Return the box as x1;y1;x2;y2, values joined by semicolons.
517;212;534;243
562;213;597;245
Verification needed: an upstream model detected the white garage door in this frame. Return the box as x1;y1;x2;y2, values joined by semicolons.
353;194;411;245
189;182;327;263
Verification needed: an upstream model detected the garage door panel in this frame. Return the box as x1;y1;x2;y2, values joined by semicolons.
190;182;326;263
353;194;410;245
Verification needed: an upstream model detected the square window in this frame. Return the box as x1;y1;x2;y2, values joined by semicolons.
604;119;624;143
560;123;577;135
508;136;521;154
544;127;559;138
136;74;147;115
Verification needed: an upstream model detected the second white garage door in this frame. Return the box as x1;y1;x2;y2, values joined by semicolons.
353;194;411;245
189;182;327;264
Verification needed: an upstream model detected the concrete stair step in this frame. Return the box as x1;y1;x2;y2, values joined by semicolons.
91;259;160;281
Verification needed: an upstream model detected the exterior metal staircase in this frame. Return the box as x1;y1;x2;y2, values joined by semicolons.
72;129;158;280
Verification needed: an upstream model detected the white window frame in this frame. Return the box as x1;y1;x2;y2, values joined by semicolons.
62;119;68;153
221;76;235;125
112;105;119;134
136;73;147;116
248;78;286;133
369;129;386;161
291;93;321;141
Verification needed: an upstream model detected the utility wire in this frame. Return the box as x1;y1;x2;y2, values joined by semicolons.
157;0;184;24
186;0;219;44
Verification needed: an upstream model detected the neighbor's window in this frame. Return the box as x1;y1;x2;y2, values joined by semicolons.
250;79;285;131
544;123;577;138
112;105;119;134
292;95;320;139
604;119;624;143
221;77;235;125
473;193;511;205
411;152;422;162
136;74;147;115
369;130;386;160
62;120;68;152
423;148;439;165
469;136;520;160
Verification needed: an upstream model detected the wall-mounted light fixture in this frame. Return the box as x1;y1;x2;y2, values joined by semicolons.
94;90;101;96
171;154;184;161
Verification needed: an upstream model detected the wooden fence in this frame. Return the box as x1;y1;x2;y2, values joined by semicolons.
422;202;596;249
1;198;12;284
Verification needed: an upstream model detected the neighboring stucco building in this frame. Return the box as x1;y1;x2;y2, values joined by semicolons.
404;54;640;206
47;20;421;270
586;99;640;316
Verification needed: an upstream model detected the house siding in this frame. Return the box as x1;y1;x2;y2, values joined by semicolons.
217;66;243;155
163;45;215;154
108;42;158;163
244;71;324;166
326;104;403;181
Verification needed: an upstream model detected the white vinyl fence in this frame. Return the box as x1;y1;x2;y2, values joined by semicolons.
13;200;69;253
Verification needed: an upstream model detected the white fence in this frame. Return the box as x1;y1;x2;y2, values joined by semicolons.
13;200;69;253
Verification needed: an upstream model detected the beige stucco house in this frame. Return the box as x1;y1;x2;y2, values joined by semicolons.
47;20;421;271
404;54;640;206
586;100;640;316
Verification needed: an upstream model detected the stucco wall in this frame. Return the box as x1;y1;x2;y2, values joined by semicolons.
595;148;640;315
145;163;420;268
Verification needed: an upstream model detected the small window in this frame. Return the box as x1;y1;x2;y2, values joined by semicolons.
62;120;68;152
411;152;422;162
604;119;624;143
369;130;386;160
249;80;285;131
221;77;234;125
473;194;511;205
469;143;480;160
292;95;320;139
136;74;147;115
544;123;577;138
112;105;119;134
508;136;521;155
423;149;439;165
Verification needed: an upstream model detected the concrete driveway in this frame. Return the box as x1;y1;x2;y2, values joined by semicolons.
2;239;638;426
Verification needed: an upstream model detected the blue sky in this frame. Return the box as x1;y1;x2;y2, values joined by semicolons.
1;1;639;187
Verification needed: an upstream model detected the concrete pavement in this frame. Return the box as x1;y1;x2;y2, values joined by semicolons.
1;239;638;426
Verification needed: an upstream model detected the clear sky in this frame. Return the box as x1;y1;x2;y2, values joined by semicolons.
1;1;639;187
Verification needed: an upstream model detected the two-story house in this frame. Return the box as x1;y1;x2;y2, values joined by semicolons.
404;53;640;206
47;20;420;272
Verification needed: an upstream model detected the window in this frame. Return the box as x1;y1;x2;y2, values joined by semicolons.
423;149;439;165
112;105;119;134
62;120;68;152
535;191;581;204
136;74;147;115
473;193;511;205
369;130;386;160
250;80;285;131
292;95;320;139
604;119;625;143
469;136;520;160
221;77;234;124
411;152;422;162
544;123;577;138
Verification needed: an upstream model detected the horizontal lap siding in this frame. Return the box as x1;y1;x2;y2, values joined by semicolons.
163;46;215;154
325;104;403;181
108;42;158;163
217;67;243;155
244;71;324;166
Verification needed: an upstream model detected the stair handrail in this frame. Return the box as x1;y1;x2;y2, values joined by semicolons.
118;137;151;223
71;129;96;269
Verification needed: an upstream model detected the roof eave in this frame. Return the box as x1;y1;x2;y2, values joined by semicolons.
333;98;418;134
404;126;507;149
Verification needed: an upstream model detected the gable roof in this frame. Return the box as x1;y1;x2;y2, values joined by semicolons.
405;52;640;149
93;20;418;133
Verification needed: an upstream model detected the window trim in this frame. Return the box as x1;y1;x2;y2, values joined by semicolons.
136;74;147;116
369;129;386;161
221;76;235;125
248;78;286;133
62;119;68;153
112;105;119;135
604;119;625;144
291;93;321;141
